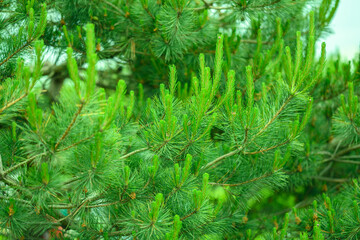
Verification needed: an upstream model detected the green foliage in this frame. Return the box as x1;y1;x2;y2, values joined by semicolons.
0;0;339;89
0;1;47;78
2;0;360;239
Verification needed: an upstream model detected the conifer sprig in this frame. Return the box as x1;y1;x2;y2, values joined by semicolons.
0;3;47;69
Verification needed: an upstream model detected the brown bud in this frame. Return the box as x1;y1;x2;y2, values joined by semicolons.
274;219;279;230
242;216;248;224
35;206;41;215
130;192;136;199
8;203;14;216
297;164;303;172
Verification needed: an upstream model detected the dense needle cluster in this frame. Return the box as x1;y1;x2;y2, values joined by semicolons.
1;0;360;239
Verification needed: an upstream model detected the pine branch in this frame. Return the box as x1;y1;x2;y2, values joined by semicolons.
194;0;283;11
143;5;155;20
0;40;32;68
192;5;232;11
244;139;290;155
202;96;293;171
332;159;360;165
0;154;3;172
200;0;211;8
180;210;197;221
249;0;282;9
55;194;101;223
119;147;148;160
241;39;272;45
101;0;125;15
0;195;31;205
57;127;146;154
0;93;27;114
100;0;136;25
54;102;85;150
217;164;237;183
57;133;95;152
55;184;115;223
49;199;131;209
252;95;293;139
85;200;124;209
0;176;21;188
311;176;349;183
0;152;47;178
201;129;249;170
323;144;360;163
209;171;274;187
201;148;242;170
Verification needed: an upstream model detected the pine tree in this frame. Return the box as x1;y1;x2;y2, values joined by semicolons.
3;0;360;239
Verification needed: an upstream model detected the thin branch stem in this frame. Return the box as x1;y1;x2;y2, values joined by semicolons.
333;159;360;165
101;0;125;15
336;144;360;157
248;0;281;9
312;176;349;183
201;128;249;170
181;210;197;221
49;199;129;209
252;96;293;139
54;102;85;150
1;152;47;178
209;172;273;187
143;6;155;20
55;195;100;223
0;94;27;114
57;134;95;152
201;148;241;170
201;96;293;171
243;139;290;155
0;195;31;205
0;154;3;172
119;147;148;160
193;0;282;11
0;40;32;67
322;144;360;163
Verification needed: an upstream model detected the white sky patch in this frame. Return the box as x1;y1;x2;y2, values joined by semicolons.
317;0;360;60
